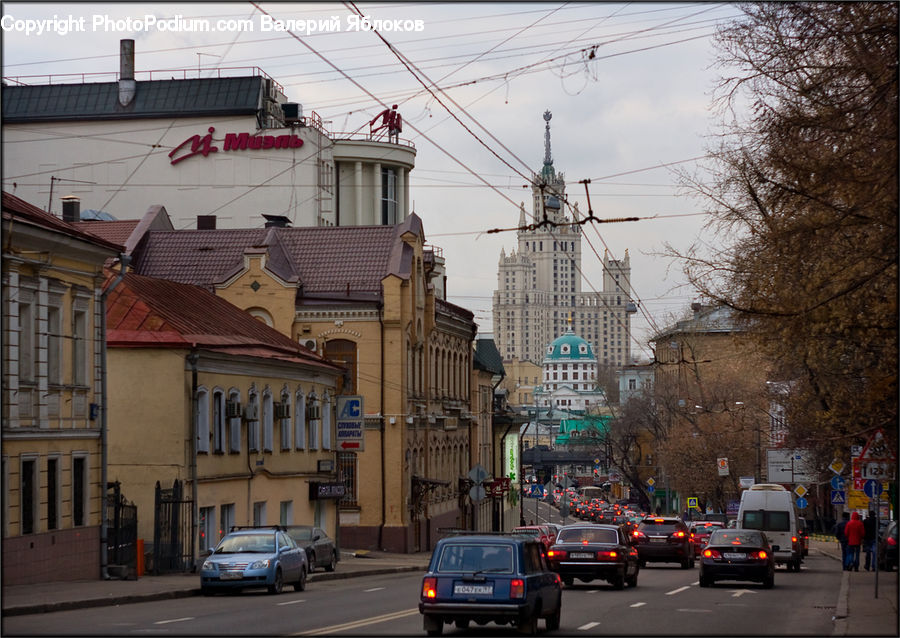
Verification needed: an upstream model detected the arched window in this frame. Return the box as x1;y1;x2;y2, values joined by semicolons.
196;387;210;454
280;388;292;450
322;391;332;450
262;388;274;452
308;391;319;450
228;389;241;453
295;390;307;450
247;387;260;452
213;389;226;453
324;339;357;394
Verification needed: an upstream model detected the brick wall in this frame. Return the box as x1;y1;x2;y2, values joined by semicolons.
2;526;100;585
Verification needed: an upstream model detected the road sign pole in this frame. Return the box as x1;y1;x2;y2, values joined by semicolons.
875;493;879;599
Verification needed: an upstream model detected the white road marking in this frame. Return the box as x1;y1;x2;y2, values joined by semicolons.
677;608;712;613
630;602;646;608
278;599;306;606
578;621;601;630
154;617;194;625
293;608;419;635
691;581;699;585
730;589;757;598
666;586;690;595
586;589;599;594
364;587;385;592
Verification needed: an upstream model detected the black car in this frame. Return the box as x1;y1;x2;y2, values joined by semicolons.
698;528;775;588
878;520;898;571
547;523;639;589
285;525;338;572
633;517;695;568
419;533;562;635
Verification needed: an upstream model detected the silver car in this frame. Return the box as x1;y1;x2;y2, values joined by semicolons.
200;526;308;595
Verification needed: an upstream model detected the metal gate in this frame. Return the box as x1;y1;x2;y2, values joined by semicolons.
106;481;138;570
153;479;194;574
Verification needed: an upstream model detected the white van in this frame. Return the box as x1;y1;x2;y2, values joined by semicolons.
736;484;802;571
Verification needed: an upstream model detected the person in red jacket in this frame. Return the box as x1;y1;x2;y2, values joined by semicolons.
844;511;866;571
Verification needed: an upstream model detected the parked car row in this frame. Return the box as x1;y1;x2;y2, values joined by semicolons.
199;525;338;596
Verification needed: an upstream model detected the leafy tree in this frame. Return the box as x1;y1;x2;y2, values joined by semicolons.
672;3;898;458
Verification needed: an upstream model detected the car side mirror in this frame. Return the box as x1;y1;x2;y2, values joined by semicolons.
313;534;321;541
204;548;213;556
771;545;780;552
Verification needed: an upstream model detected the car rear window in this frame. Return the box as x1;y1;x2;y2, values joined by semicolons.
557;528;618;544
437;544;514;573
742;510;791;532
639;520;683;534
709;530;764;546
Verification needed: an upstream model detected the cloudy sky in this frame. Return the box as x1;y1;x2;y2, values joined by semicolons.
1;2;745;357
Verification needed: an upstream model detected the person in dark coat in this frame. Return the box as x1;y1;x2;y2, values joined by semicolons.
834;511;850;570
863;511;877;570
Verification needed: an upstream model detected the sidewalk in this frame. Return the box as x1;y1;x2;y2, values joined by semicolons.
811;539;898;636
1;549;431;617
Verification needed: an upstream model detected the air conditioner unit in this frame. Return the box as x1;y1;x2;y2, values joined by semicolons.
244;404;259;421
274;402;291;419
225;401;242;419
302;339;317;353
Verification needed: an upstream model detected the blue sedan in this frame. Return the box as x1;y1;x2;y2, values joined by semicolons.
200;526;308;595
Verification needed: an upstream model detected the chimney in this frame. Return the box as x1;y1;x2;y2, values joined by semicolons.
118;39;136;107
262;214;291;228
197;215;216;230
61;195;80;223
691;301;702;318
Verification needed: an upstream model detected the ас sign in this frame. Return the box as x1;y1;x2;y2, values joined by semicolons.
169;126;304;165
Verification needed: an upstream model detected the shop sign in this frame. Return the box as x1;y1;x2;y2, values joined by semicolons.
169;126;304;165
309;481;346;500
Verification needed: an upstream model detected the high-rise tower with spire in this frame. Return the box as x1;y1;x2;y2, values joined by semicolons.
493;111;635;376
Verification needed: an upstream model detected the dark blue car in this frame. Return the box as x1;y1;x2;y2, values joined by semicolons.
419;533;562;635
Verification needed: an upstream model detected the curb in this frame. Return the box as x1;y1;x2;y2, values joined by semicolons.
1;564;427;618
832;569;850;636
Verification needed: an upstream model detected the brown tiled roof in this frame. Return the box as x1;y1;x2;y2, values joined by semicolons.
2;191;124;252
72;219;140;246
131;215;424;297
106;271;343;373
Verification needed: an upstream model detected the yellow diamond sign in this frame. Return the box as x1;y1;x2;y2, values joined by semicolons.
829;459;845;474
794;485;807;498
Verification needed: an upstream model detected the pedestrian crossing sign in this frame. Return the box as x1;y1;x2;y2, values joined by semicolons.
831;490;846;505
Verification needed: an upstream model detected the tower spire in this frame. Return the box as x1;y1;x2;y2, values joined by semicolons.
541;110;555;181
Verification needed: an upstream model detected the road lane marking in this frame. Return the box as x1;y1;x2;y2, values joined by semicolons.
677;608;712;613
692;581;699;585
278;599;306;606
586;589;599;594
578;622;601;630
730;589;757;598
293;608;419;635
630;602;646;608
364;587;385;592
666;586;690;595
154;617;194;625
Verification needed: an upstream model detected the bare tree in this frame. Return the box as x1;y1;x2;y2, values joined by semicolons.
671;3;898;457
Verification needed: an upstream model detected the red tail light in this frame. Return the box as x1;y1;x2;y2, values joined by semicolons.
673;531;685;538
755;550;768;560
703;548;722;559
422;577;437;599
510;578;525;599
597;550;618;559
547;549;566;559
887;536;897;547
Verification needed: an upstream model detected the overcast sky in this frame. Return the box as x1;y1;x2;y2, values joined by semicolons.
1;2;744;357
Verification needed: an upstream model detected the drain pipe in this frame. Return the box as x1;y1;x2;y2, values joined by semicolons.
378;301;386;551
100;254;130;579
187;349;199;571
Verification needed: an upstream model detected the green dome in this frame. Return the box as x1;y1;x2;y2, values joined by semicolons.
543;327;595;362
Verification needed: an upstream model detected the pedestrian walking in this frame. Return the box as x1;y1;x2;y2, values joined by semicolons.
863;511;877;570
834;511;850;570
845;511;865;572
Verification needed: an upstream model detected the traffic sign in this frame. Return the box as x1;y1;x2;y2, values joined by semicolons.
829;459;845;474
468;464;489;485
794;485;807;498
646;477;656;487
796;496;808;509
831;490;846;505
859;429;895;461
861;460;895;480
864;479;883;499
740;476;755;489
717;457;729;476
336;395;365;451
469;485;486;502
687;497;699;509
830;475;846;491
648;485;656;494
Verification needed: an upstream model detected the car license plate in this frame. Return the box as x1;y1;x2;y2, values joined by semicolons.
220;572;242;580
454;584;493;595
650;537;666;543
723;553;745;560
570;552;594;559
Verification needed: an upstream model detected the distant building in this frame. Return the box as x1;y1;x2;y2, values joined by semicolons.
617;359;654;404
492;111;636;368
533;325;607;414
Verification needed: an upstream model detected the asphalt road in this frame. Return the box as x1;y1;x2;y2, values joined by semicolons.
3;554;839;636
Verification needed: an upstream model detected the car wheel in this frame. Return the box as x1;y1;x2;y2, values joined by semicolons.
294;566;307;591
423;614;443;636
699;574;711;588
626;570;638;588
612;572;625;590
546;604;561;631
562;576;574;587
200;586;213;596
689;556;696;568
326;551;337;572
308;553;317;572
680;558;691;569
763;573;774;589
454;620;470;629
517;611;538;635
268;568;284;594
638;559;646;568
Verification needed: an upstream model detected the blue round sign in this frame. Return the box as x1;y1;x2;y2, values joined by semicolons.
864;479;883;499
647;485;655;494
796;496;808;509
830;475;846;491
